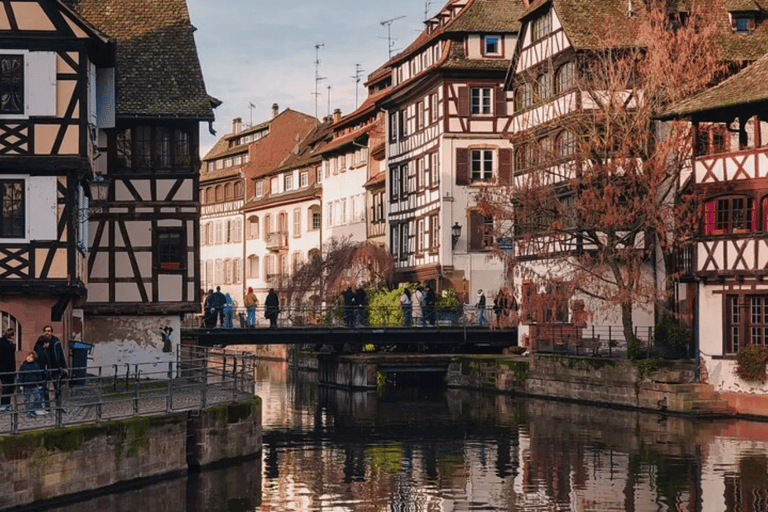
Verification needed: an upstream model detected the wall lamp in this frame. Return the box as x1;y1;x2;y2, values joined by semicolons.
451;222;462;249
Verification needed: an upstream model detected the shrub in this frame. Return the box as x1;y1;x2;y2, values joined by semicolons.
653;315;690;359
735;345;768;382
368;286;408;327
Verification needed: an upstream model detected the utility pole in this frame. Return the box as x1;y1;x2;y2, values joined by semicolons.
312;44;326;119
380;16;405;60
352;64;364;108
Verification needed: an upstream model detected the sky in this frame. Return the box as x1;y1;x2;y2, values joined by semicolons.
186;0;442;155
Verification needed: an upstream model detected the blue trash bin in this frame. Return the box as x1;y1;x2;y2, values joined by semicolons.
69;341;94;386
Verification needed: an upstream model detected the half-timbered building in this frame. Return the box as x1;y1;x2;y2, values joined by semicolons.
380;0;523;300
200;107;318;307
0;0;114;357
68;0;216;365
662;54;768;397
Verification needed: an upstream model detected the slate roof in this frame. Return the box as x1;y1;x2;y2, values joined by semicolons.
445;0;525;33
65;0;215;120
661;52;768;117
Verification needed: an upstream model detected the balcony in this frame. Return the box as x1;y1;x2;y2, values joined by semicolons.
266;231;288;252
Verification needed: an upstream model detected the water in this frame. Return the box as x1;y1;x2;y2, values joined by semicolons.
41;360;768;511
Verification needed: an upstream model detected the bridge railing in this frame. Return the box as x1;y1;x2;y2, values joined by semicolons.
528;324;655;358
0;345;257;435
184;304;510;330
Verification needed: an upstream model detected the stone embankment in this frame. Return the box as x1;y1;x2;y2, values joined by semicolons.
0;397;261;511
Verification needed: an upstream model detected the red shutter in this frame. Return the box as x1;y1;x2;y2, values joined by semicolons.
498;148;512;185
495;87;507;117
456;148;469;185
468;209;484;252
458;87;469;117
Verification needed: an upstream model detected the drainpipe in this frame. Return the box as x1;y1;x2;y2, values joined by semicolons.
694;284;700;382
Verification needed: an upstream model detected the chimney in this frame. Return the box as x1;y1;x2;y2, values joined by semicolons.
272;103;279;118
333;108;342;123
232;117;242;135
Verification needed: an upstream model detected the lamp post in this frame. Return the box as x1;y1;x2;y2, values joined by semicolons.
76;173;111;222
451;222;462;249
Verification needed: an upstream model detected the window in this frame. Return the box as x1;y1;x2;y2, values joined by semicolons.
316;167;322;184
223;259;232;284
399;109;408;138
555;62;575;95
417;218;426;254
471;87;492;115
248;255;259;279
431;153;439;187
215;259;223;283
389;111;398;141
531;11;551;41
557;131;576;158
704;196;756;235
205;188;214;204
696;124;728;156
417;101;425;130
293;208;301;237
224;183;233;200
390;166;400;201
430;93;438;123
271;177;279;195
264;214;272;239
234;181;244;199
429;214;439;251
0;311;22;351
292;252;302;274
156;228;185;270
232;218;242;243
514;84;531;112
391;225;400;260
471;150;493;181
534;71;551;102
469;210;493;251
734;15;754;33
725;295;768;355
0;55;23;115
247;215;259;239
483;36;500;56
0;179;24;238
285;173;293;191
255;181;264;198
300;171;309;188
115;125;192;171
205;260;213;288
400;164;410;197
309;205;321;231
400;223;409;260
234;258;243;284
215;185;223;202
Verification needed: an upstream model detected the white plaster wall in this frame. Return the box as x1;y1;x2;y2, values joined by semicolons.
322;157;368;245
84;315;180;377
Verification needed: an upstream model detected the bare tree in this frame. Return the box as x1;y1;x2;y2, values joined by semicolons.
478;0;726;341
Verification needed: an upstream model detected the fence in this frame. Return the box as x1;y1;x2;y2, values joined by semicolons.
0;346;257;435
528;323;655;358
184;304;515;330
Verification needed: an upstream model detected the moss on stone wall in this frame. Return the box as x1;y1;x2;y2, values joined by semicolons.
203;396;261;425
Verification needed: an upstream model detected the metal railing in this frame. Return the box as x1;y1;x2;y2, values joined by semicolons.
0;346;257;435
528;324;655;358
185;304;515;330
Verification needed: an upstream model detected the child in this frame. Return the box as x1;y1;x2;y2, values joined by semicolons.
18;352;47;418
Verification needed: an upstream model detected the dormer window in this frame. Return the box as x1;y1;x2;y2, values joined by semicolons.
483;36;501;56
732;13;755;33
531;12;552;42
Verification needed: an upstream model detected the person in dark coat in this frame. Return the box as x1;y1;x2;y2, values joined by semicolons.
203;289;215;327
34;336;51;409
341;286;355;328
42;326;67;395
209;286;227;327
424;285;436;326
18;351;47;417
265;289;280;329
355;286;367;326
0;328;17;412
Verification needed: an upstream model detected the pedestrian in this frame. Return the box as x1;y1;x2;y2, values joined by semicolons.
265;288;280;329
424;285;436;326
244;287;259;328
223;293;235;328
508;288;520;327
42;326;67;398
400;288;413;327
493;288;509;329
209;286;226;327
341;286;355;327
476;289;487;326
412;286;424;327
33;336;51;409
355;285;368;326
18;351;47;418
203;289;215;327
0;328;16;412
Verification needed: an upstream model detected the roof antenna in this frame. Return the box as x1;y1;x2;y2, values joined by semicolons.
380;16;405;59
627;0;634;17
352;64;364;108
424;1;435;21
312;44;326;119
327;85;332;118
248;102;256;127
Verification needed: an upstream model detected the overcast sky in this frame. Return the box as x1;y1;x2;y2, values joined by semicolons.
187;0;440;154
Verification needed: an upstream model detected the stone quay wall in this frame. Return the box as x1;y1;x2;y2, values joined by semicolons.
0;397;261;510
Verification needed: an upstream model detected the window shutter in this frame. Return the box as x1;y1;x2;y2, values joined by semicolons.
468;209;484;252
458;87;469;117
498;148;512;185
27;52;57;117
456;148;469;185
495;87;507;117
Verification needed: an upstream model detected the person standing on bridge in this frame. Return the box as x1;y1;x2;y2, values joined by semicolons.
424;285;436;326
244;287;258;328
400;288;412;327
355;285;367;326
265;288;280;329
476;290;487;326
223;293;234;328
341;286;355;328
0;328;17;412
209;287;226;327
412;286;424;327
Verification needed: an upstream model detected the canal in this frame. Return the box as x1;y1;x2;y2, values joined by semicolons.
39;359;768;511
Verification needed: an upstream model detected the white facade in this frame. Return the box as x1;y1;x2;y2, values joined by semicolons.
320;146;369;245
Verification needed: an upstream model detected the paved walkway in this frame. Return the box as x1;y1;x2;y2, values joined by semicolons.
0;379;254;435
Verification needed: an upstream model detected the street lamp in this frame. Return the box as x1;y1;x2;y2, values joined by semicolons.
76;173;111;222
451;222;462;249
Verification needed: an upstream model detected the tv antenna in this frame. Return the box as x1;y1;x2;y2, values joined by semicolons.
380;16;405;59
424;1;435;21
327;85;332;118
352;64;364;108
248;102;256;126
312;44;326;119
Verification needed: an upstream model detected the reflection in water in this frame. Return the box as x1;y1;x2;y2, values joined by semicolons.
36;359;768;511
